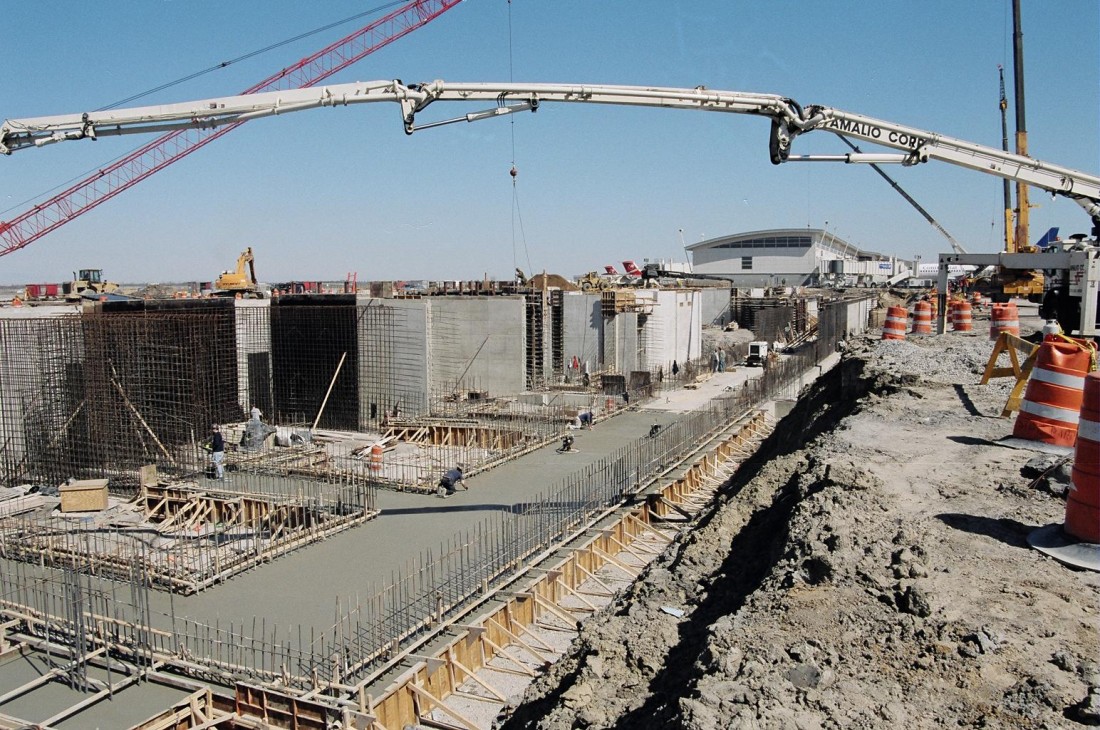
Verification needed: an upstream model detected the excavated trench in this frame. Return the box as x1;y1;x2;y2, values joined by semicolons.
499;354;895;729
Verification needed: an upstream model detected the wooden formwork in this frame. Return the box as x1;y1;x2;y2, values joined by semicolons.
143;483;321;533
366;410;771;730
384;423;524;450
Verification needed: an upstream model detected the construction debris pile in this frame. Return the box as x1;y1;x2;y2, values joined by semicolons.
500;331;1099;728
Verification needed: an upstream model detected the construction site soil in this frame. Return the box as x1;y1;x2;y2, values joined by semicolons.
497;331;1100;729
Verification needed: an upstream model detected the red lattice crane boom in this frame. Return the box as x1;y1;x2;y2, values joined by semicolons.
0;0;461;258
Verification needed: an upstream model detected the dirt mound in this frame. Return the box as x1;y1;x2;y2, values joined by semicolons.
500;334;1099;729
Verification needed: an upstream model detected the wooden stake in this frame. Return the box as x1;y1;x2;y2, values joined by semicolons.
313;352;348;432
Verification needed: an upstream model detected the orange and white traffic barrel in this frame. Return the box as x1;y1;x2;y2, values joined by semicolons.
881;305;908;340
369;443;383;472
989;302;1019;340
1066;371;1100;543
970;292;982;309
911;300;933;334
951;300;972;332
1012;336;1096;446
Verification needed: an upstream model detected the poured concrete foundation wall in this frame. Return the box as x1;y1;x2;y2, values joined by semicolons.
698;286;732;326
428;297;526;396
603;311;641;375
561;293;602;380
638;289;702;374
844;296;875;336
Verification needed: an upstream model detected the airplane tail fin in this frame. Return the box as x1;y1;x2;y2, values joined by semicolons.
622;260;642;276
1034;227;1059;249
604;265;619;275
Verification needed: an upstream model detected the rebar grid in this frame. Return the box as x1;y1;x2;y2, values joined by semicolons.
0;468;376;596
0;297;861;698
0;319;838;696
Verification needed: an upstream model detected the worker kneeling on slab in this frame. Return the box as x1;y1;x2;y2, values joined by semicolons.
437;466;466;498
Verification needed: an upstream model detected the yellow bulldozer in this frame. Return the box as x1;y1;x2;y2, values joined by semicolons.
63;269;120;301
576;271;614;292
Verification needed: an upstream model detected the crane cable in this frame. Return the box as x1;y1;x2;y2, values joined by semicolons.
507;0;533;281
97;1;408;111
2;2;408;218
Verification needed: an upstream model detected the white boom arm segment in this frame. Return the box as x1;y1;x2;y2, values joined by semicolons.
4;79;1098;226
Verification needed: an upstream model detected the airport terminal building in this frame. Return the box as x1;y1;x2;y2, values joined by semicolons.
686;228;903;288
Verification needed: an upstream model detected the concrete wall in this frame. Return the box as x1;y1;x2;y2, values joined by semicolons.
428;297;526;396
603;311;641;375
561;293;602;382
629;289;702;375
697;286;732;326
844;297;875;336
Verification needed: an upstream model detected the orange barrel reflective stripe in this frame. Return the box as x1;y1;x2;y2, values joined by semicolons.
369;443;383;472
952;301;972;332
1012;336;1095;446
911;300;932;334
1066;371;1100;543
989;302;1019;340
881;305;908;340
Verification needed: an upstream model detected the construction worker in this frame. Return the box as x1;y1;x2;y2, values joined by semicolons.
579;410;594;429
209;425;225;479
557;434;576;453
437;466;466;498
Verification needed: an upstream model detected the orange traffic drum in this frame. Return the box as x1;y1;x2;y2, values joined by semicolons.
1067;371;1100;543
951;300;972;332
911;300;933;334
881;305;907;340
1013;337;1095;446
989;302;1019;340
369;443;384;472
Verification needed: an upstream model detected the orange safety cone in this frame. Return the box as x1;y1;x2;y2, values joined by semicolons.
11;296;23;308
1067;371;1100;543
881;305;908;340
911;300;933;334
1012;336;1096;446
989;302;1019;340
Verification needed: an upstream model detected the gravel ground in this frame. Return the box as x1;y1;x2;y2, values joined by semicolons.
497;329;1100;729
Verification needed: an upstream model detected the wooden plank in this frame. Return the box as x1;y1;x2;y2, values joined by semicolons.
407;681;480;730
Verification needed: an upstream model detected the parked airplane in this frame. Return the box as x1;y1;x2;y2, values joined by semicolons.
915;227;1061;279
915;263;977;279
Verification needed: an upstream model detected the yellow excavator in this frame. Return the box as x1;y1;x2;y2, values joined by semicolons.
214;247;262;298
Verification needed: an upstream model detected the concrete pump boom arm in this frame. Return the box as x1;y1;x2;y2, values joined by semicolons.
3;79;1098;226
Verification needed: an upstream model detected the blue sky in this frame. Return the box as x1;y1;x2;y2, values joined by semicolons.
1;1;1097;284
